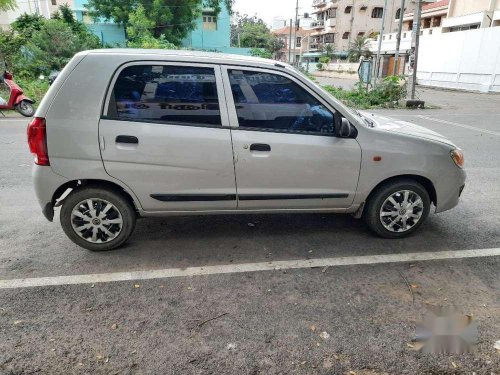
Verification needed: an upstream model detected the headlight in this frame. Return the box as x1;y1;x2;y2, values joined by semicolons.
450;149;464;168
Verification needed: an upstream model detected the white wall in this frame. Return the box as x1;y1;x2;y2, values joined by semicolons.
417;27;500;92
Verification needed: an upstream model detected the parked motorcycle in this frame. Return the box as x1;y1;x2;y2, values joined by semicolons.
0;70;36;117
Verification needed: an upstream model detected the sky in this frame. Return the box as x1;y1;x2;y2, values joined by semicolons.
232;0;313;27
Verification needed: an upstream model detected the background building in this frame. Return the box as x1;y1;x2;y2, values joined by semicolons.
182;6;251;55
308;0;410;59
272;15;315;31
443;0;500;31
368;0;449;76
272;26;313;63
73;0;125;45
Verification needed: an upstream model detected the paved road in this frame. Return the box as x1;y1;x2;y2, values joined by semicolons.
1;88;499;374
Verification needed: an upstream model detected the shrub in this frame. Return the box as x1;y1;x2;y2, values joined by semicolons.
323;76;407;109
319;56;331;65
16;77;50;105
250;48;272;59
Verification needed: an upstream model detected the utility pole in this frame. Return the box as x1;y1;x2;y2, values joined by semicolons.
374;0;388;83
293;0;299;66
409;0;423;99
288;19;293;64
393;0;405;75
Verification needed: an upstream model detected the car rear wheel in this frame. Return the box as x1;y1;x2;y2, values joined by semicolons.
60;187;136;251
364;179;431;239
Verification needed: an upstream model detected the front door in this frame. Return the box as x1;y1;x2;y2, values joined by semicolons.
223;67;361;210
99;63;237;212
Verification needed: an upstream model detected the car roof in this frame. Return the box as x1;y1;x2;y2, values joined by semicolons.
82;49;291;69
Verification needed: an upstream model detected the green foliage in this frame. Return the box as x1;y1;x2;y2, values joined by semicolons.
323;76;407;109
250;48;272;59
0;0;16;11
322;43;335;59
347;35;372;62
15;77;50;105
127;34;176;49
86;0;232;45
17;19;101;77
0;30;23;67
125;4;176;49
51;4;88;35
1;7;101;78
11;13;44;38
239;22;272;48
319;56;330;64
232;14;283;57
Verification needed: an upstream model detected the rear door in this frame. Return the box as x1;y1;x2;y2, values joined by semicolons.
222;66;362;210
99;62;237;212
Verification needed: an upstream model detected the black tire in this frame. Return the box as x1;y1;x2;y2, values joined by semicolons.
60;187;136;251
364;179;431;239
16;100;35;117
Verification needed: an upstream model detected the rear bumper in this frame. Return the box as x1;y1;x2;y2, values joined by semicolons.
33;165;69;221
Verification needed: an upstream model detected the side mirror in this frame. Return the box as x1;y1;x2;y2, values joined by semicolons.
338;118;357;138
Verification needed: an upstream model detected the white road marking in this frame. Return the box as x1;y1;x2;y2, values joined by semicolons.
417;115;500;136
1;248;499;290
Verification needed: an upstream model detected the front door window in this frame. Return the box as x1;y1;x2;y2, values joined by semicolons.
228;69;340;135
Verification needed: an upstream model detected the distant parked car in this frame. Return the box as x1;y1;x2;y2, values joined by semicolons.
28;49;466;251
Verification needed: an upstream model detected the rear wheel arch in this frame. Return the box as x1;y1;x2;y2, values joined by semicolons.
51;179;139;213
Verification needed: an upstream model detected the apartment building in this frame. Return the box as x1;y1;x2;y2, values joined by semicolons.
308;0;409;58
443;0;500;31
272;26;314;63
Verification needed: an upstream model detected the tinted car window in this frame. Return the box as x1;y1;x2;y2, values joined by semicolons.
228;70;339;135
108;65;221;126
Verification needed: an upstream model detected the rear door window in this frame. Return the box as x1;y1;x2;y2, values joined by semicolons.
107;65;221;126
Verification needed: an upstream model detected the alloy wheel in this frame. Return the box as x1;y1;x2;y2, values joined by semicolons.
379;190;424;233
70;198;123;243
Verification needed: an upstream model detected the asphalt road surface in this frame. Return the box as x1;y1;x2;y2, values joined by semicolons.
1;87;499;374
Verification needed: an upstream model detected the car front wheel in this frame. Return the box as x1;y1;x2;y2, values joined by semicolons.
364;179;431;239
60;187;136;251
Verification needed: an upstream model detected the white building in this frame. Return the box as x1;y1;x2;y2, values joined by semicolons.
0;0;66;30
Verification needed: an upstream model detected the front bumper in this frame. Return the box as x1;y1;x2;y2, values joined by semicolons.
435;169;466;213
33;165;69;221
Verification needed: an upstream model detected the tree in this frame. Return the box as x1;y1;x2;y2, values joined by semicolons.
11;13;44;38
86;0;233;45
51;4;88;35
0;0;15;11
19;19;101;75
126;4;175;49
323;43;335;60
348;35;371;62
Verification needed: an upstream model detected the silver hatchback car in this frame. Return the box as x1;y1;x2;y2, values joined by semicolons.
28;50;466;251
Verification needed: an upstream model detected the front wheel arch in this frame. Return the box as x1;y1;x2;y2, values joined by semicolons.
354;175;437;218
368;175;436;206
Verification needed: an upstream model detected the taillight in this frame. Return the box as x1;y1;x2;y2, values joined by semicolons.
27;117;50;166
